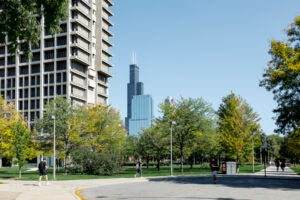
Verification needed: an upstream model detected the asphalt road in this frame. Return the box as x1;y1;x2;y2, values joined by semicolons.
81;175;300;200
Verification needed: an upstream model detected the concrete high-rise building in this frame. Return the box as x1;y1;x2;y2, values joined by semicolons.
128;95;153;135
0;0;114;128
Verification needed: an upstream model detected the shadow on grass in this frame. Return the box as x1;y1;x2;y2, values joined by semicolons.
148;175;300;190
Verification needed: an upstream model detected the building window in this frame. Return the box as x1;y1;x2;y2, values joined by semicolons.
44;62;54;72
24;77;29;86
31;88;35;97
0;46;5;54
60;23;67;33
31;76;36;85
44;75;48;84
19;78;23;86
19;101;23;110
20;66;29;75
57;85;61;95
49;86;54;96
57;48;66;58
44;50;54;60
57;61;67;71
19;54;27;63
0;58;4;66
49;74;54;83
24;89;28;98
44;87;48;96
63;72;67;82
57;73;62;83
7;68;15;76
45;38;54;48
7;56;15;65
19;89;23;98
31;64;40;74
31;100;35;109
57;36;67;46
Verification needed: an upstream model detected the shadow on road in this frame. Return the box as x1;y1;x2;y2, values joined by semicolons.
148;175;300;190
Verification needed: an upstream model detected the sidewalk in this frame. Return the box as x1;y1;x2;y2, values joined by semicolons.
254;165;298;176
0;178;148;200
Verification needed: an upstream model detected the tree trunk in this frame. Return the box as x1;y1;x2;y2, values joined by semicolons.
157;159;160;171
180;149;184;172
146;156;150;168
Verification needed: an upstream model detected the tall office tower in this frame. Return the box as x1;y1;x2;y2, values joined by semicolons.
125;63;144;130
0;0;114;128
128;95;153;135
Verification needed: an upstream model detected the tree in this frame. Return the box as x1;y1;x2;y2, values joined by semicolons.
260;16;300;135
267;134;283;159
218;92;261;164
286;130;300;159
0;96;36;173
10;120;36;178
0;0;68;56
194;131;220;164
160;97;216;172
123;135;139;162
138;123;169;171
69;104;127;175
0;97;13;166
35;97;74;171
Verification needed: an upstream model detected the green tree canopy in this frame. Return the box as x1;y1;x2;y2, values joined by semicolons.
35;97;74;170
160;97;217;172
0;0;68;56
260;16;300;135
217;92;261;163
69;104;127;175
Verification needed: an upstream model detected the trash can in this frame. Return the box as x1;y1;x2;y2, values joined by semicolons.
226;162;236;175
222;162;227;174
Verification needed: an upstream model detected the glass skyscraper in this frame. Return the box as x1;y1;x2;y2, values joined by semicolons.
128;95;153;135
126;63;153;135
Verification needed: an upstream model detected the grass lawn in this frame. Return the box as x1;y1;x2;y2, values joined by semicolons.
291;165;300;175
0;163;262;181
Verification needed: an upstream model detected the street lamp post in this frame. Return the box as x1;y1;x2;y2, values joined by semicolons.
170;121;176;176
252;132;254;173
51;115;56;180
262;142;267;177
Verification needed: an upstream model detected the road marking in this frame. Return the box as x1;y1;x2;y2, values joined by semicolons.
74;188;86;200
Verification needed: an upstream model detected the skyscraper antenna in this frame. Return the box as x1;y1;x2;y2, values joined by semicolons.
132;51;137;64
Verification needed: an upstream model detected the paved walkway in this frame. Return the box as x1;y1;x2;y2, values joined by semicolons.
254;165;297;176
0;166;298;200
0;178;148;200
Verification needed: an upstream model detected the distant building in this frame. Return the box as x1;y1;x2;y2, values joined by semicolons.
165;96;175;106
125;64;143;129
125;60;153;135
128;95;153;135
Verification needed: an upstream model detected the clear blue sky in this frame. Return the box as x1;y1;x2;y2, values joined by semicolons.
108;0;300;135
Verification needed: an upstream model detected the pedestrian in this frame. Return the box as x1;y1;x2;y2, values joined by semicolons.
210;158;219;184
135;160;142;178
38;158;49;186
280;159;286;172
275;159;280;172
